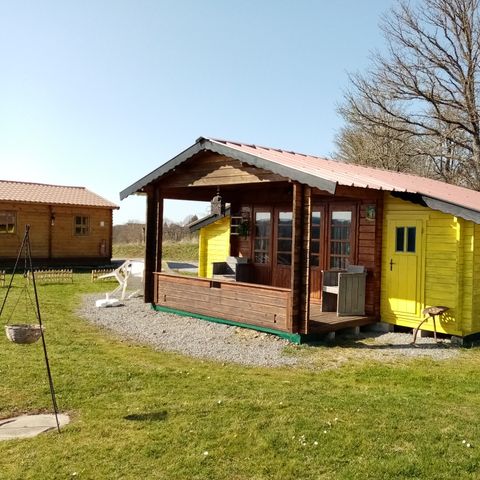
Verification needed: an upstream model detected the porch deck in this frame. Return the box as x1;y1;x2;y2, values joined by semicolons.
309;303;376;334
154;272;377;339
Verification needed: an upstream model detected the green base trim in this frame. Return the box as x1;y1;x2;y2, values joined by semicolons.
151;304;302;344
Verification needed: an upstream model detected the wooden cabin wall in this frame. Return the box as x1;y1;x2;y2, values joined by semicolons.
51;206;112;258
357;196;383;317
472;224;480;335
0;201;113;262
0;202;50;258
159;152;287;188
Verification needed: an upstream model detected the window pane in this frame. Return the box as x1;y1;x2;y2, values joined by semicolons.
331;211;352;224
277;239;292;252
254;252;269;264
277;253;291;266
255;212;271;237
312;211;321;226
254;238;269;251
407;227;416;253
311;241;320;254
310;255;319;267
396;227;405;252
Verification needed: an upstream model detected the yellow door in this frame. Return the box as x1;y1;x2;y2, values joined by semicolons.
385;219;424;319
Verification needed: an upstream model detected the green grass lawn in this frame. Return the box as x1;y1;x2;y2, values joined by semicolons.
113;241;198;261
1;276;480;479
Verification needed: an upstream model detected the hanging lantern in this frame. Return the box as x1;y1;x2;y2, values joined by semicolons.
211;193;224;215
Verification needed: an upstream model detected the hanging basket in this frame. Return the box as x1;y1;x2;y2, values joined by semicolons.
5;324;43;344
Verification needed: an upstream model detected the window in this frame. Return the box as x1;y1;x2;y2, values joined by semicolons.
395;226;416;253
0;211;16;234
254;211;271;264
310;210;322;267
329;210;352;269
74;216;90;236
276;211;292;265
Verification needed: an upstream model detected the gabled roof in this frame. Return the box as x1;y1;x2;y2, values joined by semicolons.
0;180;119;209
120;137;480;223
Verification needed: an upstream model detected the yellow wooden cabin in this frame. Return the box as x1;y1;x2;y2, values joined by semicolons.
381;194;480;337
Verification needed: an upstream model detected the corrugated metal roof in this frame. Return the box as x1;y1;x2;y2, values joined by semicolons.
120;136;480;221
0;180;119;209
211;138;480;210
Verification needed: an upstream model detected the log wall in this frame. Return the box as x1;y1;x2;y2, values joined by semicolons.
0;201;113;263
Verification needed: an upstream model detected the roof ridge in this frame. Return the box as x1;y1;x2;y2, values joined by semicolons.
208;137;331;161
0;179;86;190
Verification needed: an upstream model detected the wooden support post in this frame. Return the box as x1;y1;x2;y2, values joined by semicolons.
155;194;163;274
144;188;159;303
289;183;311;334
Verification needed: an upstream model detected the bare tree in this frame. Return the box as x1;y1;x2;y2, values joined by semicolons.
338;0;480;189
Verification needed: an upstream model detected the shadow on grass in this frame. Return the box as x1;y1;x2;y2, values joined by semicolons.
124;411;168;422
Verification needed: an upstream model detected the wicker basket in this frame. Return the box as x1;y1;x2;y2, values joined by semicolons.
5;324;43;344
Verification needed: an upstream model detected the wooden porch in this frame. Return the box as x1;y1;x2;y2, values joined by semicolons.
153;272;376;338
309;303;376;334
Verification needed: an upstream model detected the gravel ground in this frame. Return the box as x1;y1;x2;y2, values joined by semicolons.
78;294;460;367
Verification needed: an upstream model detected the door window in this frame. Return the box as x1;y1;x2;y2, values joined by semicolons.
395;226;416;253
329;210;352;269
276;211;292;265
310;210;322;267
254;211;271;264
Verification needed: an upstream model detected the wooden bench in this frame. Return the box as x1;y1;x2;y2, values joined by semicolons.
28;269;74;284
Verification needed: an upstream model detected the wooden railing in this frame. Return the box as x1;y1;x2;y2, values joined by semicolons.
154;273;291;332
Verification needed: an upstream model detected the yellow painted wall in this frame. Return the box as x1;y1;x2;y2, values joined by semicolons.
381;194;480;336
198;216;231;278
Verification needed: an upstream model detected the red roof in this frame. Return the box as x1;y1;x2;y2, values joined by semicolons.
212;139;480;214
0;180;118;209
120;136;480;221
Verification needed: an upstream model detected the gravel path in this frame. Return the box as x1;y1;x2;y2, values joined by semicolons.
79;294;296;367
78;294;460;367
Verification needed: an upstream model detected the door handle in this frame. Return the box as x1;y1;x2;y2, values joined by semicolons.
390;259;395;271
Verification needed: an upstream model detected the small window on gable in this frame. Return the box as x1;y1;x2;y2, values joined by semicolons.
74;216;90;236
0;211;16;234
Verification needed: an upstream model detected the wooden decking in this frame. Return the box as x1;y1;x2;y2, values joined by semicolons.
309;303;376;334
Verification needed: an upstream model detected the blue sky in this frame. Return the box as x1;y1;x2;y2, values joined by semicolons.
0;0;397;224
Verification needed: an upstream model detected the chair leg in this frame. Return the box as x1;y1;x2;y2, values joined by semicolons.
432;315;437;342
413;317;428;344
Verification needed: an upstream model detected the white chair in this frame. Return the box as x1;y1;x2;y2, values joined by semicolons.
95;259;144;307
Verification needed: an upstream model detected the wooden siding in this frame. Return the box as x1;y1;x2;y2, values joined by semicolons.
0;201;113;261
160;152;287;188
198;216;231;278
154;273;291;331
357;198;383;317
380;193;479;336
472;224;480;334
